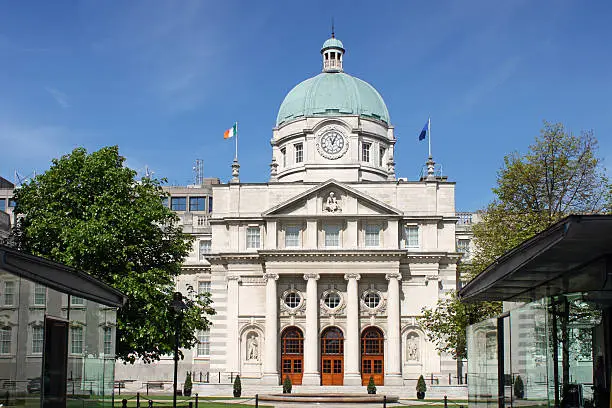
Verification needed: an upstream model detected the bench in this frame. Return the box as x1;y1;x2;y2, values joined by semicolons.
145;382;165;395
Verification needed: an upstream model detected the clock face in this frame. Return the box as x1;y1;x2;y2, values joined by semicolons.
320;130;345;155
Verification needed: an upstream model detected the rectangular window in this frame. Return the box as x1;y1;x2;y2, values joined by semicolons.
103;327;113;355
0;327;10;354
246;227;261;249
457;239;470;254
8;199;16;208
34;283;46;305
199;240;211;260
4;281;15;306
161;197;169;208
32;326;44;354
324;224;341;247
285;226;301;248
405;225;419;248
70;326;83;354
197;330;210;357
0;199;5;212
379;147;385;167
170;197;187;211
70;296;85;306
196;216;205;226
198;281;211;296
281;148;287;167
362;142;371;163
295;143;303;164
189;197;206;211
208;197;213;213
365;224;380;247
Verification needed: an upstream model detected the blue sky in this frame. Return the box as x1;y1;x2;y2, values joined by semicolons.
1;0;611;211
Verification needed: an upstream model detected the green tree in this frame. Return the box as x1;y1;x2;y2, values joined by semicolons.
419;121;609;369
11;146;214;363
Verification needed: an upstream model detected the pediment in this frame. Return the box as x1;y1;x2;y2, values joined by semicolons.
262;179;403;217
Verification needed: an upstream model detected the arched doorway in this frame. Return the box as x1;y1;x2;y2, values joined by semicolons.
321;327;344;385
361;327;384;385
281;327;304;385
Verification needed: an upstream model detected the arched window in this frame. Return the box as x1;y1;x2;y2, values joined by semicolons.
361;327;384;355
321;327;344;354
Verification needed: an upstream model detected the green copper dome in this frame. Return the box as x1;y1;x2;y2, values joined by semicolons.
321;37;344;52
276;72;390;126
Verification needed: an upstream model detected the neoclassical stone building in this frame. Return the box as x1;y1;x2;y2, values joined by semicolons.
197;34;461;386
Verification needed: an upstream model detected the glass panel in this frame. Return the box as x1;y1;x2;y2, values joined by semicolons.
405;226;419;248
283;360;292;373
374;360;383;373
363;360;372;373
293;360;302;373
324;292;341;309
170;197;187;211
467;317;498;407
333;360;342;373
189;197;206;211
324;224;340;247
285;226;300;247
323;360;331;373
246;227;261;249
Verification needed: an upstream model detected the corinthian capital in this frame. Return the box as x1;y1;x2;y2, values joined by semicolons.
227;274;241;282
303;273;320;281
263;272;279;281
385;272;402;281
344;273;361;281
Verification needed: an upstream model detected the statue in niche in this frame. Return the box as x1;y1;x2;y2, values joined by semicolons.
324;192;342;213
407;334;419;361
247;333;259;360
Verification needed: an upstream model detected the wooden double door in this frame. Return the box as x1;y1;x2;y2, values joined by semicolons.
321;327;344;385
361;327;384;386
281;327;303;385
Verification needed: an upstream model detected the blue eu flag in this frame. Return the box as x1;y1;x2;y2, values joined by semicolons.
419;119;429;141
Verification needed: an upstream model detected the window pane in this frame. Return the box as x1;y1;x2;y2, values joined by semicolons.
189;197;206;211
362;142;371;162
365;224;380;247
198;281;211;296
405;226;419;248
457;239;470;254
247;227;261;249
197;330;210;356
379;147;385;167
71;296;84;305
4;281;15;306
161;197;168;208
295;143;303;164
324;292;341;309
71;327;83;354
285;226;300;247
103;327;113;355
0;328;11;354
8;199;16;208
34;283;46;305
208;197;213;213
32;326;43;354
171;197;187;211
324;224;340;247
199;241;211;260
284;292;301;308
0;199;5;212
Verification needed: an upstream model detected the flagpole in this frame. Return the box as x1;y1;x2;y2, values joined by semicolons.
428;117;431;157
235;121;238;160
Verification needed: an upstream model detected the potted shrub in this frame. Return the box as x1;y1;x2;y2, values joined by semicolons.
282;376;292;394
233;375;241;398
416;375;427;400
183;372;192;397
367;377;376;395
514;375;524;399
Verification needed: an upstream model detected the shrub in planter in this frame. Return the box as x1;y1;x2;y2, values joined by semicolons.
282;376;292;394
416;375;427;400
183;372;192;397
367;377;376;395
514;375;525;399
233;375;241;398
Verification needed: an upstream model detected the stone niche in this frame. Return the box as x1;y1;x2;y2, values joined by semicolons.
240;325;263;378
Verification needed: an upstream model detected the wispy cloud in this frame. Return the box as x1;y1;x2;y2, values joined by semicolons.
45;87;70;108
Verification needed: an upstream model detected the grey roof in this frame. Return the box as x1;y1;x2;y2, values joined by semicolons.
458;215;612;303
0;245;126;307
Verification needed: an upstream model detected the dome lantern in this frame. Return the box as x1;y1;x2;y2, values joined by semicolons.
321;31;344;72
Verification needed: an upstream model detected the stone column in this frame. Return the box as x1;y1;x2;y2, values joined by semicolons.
302;273;320;385
344;273;362;385
226;275;241;374
263;272;279;384
385;272;403;384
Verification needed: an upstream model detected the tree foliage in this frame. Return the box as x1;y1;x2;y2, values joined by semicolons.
420;121;610;360
11;146;214;363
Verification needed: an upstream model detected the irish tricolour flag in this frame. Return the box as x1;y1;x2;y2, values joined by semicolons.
224;123;237;139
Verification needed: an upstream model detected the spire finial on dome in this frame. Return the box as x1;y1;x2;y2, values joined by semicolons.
331;17;335;38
